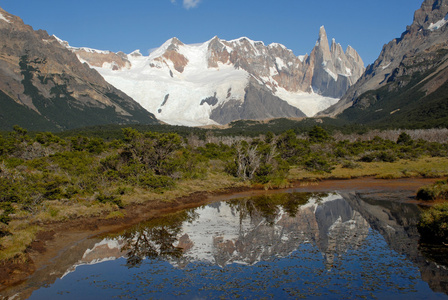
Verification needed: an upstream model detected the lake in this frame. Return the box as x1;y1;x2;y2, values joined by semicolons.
5;189;448;299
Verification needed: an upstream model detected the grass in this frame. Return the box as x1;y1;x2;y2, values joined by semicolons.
288;156;448;181
0;224;40;262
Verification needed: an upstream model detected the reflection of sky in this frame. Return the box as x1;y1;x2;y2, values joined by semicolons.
29;229;444;300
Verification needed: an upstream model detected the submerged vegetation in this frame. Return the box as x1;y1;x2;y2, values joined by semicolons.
0;125;448;260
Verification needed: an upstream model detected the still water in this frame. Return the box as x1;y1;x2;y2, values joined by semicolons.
23;191;448;299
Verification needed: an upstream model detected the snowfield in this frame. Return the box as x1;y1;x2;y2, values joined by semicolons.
59;36;349;126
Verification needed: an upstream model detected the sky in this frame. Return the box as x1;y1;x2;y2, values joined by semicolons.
1;0;425;65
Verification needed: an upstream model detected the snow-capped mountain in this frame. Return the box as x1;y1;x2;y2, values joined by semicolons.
59;27;364;126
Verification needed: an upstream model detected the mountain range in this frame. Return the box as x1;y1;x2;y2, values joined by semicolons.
59;27;364;126
0;0;446;131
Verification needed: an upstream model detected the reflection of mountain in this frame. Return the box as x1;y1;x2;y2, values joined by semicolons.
74;191;448;295
341;192;448;295
315;199;369;268
174;194;370;268
72;193;370;270
5;190;448;299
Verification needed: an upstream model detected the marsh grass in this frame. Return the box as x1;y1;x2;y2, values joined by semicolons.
0;224;40;261
289;157;448;181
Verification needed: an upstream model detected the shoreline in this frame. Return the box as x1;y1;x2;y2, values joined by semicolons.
0;177;439;293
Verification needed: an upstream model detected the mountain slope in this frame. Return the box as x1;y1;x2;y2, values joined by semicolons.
62;28;364;126
0;7;158;131
320;0;448;128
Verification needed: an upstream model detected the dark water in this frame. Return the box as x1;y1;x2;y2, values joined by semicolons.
13;191;448;299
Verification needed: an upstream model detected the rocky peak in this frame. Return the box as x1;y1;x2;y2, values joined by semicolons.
68;31;364;126
166;37;184;51
319;0;448;119
54;36;131;71
129;49;142;57
309;26;365;97
413;0;448;30
330;39;345;60
315;26;330;61
207;36;230;68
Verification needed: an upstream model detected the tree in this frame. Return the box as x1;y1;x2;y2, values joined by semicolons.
308;126;330;143
396;132;413;145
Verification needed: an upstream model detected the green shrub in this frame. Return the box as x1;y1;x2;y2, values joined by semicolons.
396;132;413;145
342;160;361;169
360;150;398;163
416;180;448;201
0;202;14;225
418;202;448;244
308;126;331;143
303;154;335;173
96;193;124;208
138;173;175;192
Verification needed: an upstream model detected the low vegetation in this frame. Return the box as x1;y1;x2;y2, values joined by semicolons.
1;125;448;260
416;180;448;245
418;202;448;244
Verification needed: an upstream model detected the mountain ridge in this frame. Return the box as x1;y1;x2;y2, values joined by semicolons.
0;6;158;131
60;29;365;126
319;0;448;127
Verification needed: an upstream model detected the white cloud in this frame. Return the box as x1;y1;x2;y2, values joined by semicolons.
183;0;201;9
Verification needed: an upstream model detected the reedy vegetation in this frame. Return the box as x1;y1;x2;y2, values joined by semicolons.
1;125;448;259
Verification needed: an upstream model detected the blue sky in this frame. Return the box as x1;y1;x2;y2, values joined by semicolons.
1;0;424;65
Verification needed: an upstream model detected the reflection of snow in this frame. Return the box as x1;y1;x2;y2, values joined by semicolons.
174;193;370;267
63;193;371;277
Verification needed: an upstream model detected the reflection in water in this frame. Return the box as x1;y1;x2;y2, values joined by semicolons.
21;192;448;299
121;210;197;268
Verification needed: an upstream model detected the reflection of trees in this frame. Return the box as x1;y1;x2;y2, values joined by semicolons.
227;192;328;224
120;210;198;268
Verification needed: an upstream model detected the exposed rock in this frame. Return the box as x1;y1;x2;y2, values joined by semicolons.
0;6;157;131
210;79;306;124
320;0;448;117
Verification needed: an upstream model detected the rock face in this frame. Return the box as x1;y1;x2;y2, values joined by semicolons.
0;7;157;131
62;28;364;126
321;0;448;127
310;27;365;98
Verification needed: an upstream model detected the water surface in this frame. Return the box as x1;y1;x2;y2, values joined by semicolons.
13;191;448;299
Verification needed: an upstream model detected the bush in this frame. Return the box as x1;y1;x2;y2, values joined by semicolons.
303;154;335;173
418;202;448;244
308;126;330;143
416;180;448;201
138;173;175;192
96;193;124;208
396;132;413;145
342;160;361;169
359;150;398;163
